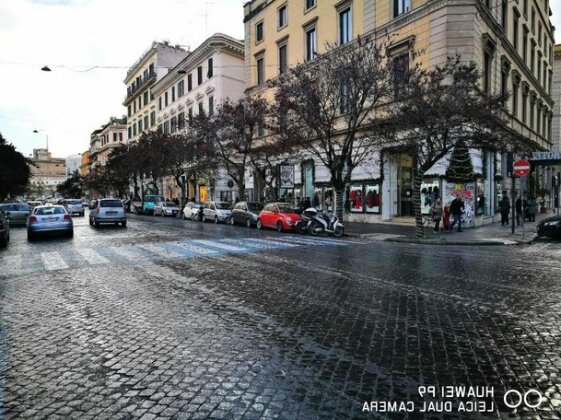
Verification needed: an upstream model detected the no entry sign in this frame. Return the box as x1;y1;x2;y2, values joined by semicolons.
513;160;530;176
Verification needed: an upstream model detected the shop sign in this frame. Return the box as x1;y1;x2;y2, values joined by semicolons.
279;164;295;188
530;151;561;163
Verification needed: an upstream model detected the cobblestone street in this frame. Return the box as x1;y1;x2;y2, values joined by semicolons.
1;213;561;419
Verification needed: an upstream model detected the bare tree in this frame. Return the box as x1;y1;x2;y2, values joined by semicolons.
273;35;395;220
384;57;527;238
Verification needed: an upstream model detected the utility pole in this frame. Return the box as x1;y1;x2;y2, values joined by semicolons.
511;173;516;235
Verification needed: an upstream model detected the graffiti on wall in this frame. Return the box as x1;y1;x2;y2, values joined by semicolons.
443;182;475;227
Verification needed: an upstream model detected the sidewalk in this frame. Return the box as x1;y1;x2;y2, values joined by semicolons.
345;212;556;245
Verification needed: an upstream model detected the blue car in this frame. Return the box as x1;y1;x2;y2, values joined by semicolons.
27;205;74;240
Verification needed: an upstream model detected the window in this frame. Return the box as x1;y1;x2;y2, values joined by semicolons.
188;108;193;124
279;43;287;75
143;91;148;107
340;80;351;113
537;105;541;134
392;53;409;88
513;12;519;50
165;92;169;107
256;21;264;43
198;102;204;115
537;56;541;84
530;41;535;73
163;120;169;134
531;8;535;33
138;120;143;133
394;0;411;17
133;125;137;137
128;105;131;117
171;86;175;102
128;127;132;139
188;74;192;91
529;94;535;128
538;23;542;45
208;96;214;116
178;112;185;130
305;26;317;61
339;6;352;45
256;56;264;85
522;85;528;124
305;0;315;11
278;4;287;28
150;111;155;127
523;27;528;63
483;49;493;94
501;0;507;29
207;58;213;78
171;117;177;134
500;62;509;107
523;0;528;15
113;133;117;142
133;101;137;113
144;115;149;130
178;80;184;97
197;66;203;85
119;132;123;141
512;77;519;117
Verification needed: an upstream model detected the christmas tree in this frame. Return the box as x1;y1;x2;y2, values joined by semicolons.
445;140;474;182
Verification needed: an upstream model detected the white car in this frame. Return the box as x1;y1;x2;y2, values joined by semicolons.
89;198;127;227
202;201;231;224
154;201;180;217
182;202;204;221
64;199;85;216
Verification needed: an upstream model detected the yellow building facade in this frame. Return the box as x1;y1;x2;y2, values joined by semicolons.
243;0;554;225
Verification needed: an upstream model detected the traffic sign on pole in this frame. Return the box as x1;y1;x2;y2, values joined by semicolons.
513;160;530;177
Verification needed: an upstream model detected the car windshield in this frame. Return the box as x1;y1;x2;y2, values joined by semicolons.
215;202;230;210
14;204;30;211
145;196;164;203
247;203;264;211
164;202;176;206
100;200;123;208
66;200;82;205
278;204;296;213
35;207;65;215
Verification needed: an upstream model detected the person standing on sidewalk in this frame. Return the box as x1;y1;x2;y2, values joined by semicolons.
499;195;511;225
449;196;465;232
515;196;526;226
431;198;443;233
527;196;537;222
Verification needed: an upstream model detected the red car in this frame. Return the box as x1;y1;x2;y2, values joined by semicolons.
257;202;301;232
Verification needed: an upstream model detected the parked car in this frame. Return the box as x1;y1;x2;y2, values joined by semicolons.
27;205;73;240
202;201;232;223
182;202;204;221
0;208;10;248
63;199;85;216
89;198;127;227
89;199;98;210
154;201;180;217
82;200;90;208
26;200;43;209
131;194;165;215
0;203;31;226
257;203;301;232
537;215;561;239
229;201;264;227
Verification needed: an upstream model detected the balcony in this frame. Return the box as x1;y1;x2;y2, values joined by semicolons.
124;71;157;104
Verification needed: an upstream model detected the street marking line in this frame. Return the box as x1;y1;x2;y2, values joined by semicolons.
137;243;184;259
174;241;220;255
243;238;300;247
76;248;111;265
223;238;277;249
265;236;345;246
41;252;69;271
108;246;145;261
191;239;250;252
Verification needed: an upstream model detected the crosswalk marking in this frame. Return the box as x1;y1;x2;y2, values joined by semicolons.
267;236;344;246
173;241;220;255
223;238;277;249
76;248;110;265
41;252;69;271
137;243;184;259
243;238;300;248
109;246;145;261
192;239;249;252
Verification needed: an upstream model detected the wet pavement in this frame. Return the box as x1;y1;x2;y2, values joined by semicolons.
1;210;561;419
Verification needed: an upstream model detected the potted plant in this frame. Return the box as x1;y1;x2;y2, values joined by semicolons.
537;187;549;213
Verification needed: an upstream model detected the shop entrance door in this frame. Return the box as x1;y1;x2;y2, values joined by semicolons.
398;153;415;217
302;161;314;203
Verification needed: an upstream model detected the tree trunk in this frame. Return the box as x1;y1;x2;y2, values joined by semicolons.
413;170;425;239
238;184;245;202
335;186;344;222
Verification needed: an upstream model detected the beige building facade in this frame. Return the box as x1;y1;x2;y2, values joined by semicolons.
243;0;554;225
27;149;66;198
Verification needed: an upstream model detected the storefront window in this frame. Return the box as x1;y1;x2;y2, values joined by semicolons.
364;184;381;213
476;178;485;216
313;187;323;210
349;184;363;213
495;182;503;213
324;188;333;212
420;180;440;214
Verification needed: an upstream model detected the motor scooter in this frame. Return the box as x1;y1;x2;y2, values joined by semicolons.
308;210;344;237
294;207;317;234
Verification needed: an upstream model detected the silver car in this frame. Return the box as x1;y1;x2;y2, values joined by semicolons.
89;198;127;227
64;199;85;216
202;201;232;224
154;201;180;217
27;205;73;240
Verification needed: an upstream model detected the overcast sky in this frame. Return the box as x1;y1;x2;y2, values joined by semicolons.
0;0;560;159
0;0;246;159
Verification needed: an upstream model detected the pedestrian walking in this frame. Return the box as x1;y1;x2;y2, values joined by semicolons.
431;198;443;233
499;195;511;225
449;196;465;232
443;202;451;231
527;196;537;222
515;197;524;226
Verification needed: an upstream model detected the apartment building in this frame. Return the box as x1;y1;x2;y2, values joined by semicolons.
552;44;561;153
89;117;127;169
243;0;554;225
152;33;245;203
27;149;66;197
65;154;82;178
123;42;190;143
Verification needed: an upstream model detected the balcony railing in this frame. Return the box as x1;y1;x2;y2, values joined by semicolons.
125;71;157;102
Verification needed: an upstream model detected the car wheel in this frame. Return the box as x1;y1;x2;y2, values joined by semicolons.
122;221;127;227
191;214;196;221
67;230;74;238
95;221;100;227
229;216;235;226
256;219;262;230
203;214;207;223
0;235;7;248
245;218;252;228
276;221;284;233
214;216;219;224
89;218;93;226
182;212;186;220
115;222;120;226
27;231;34;241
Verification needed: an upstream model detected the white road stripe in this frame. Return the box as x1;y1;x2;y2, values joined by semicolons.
192;240;248;252
76;248;110;265
174;241;220;255
245;238;300;247
110;246;144;261
137;243;184;258
223;239;275;249
41;251;69;271
0;254;23;277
